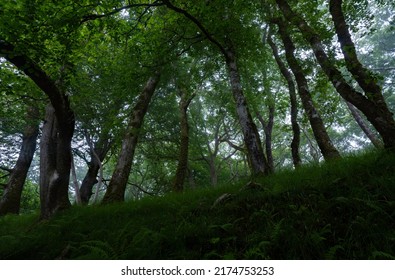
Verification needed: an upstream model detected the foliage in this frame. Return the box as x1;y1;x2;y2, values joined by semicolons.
0;0;394;252
19;180;40;214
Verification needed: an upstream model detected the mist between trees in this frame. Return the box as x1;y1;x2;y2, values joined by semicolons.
0;0;394;219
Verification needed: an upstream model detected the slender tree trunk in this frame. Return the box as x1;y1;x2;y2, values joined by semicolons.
0;106;39;216
102;71;161;203
225;42;269;176
275;0;395;148
187;166;196;189
79;133;111;204
276;20;341;160
79;162;100;204
70;153;81;205
173;88;195;192
345;102;383;148
267;30;301;167
257;109;275;173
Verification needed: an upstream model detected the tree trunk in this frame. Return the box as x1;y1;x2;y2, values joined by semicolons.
79;162;100;204
70;153;81;205
225;42;269;176
1;39;75;219
102;71;161;203
276;20;341;161
257;109;275;173
345;102;383;148
40;104;74;219
329;0;387;149
267;31;301;167
79;133;111;204
329;0;382;97
275;0;395;148
173;88;195;192
209;160;218;187
0;106;39;216
187;166;196;189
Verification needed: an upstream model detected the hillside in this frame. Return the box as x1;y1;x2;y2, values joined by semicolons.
0;150;394;259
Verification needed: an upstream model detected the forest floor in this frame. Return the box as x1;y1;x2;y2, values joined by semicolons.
0;150;394;259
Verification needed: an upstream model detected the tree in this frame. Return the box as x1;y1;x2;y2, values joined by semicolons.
102;71;161;203
173;86;195;192
0;40;75;219
163;0;270;176
274;19;341;160
275;0;395;149
0;105;39;215
0;0;393;216
267;28;301;167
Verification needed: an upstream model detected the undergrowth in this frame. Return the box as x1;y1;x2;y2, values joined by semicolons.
0;150;394;259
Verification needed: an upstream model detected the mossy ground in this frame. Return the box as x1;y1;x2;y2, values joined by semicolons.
0;150;394;259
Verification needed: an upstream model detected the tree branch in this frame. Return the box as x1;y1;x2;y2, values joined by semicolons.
80;1;164;23
161;0;228;57
128;182;156;196
0;166;13;173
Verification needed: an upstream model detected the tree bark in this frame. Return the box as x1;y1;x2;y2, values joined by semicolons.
79;133;112;204
0;106;39;216
40;104;73;219
102;71;161;203
257;109;275;173
267;30;301;167
329;0;382;98
275;0;395;149
329;0;385;149
225;42;269;176
345;102;383;148
1;39;75;219
70;153;81;205
173;88;195;192
276;20;341;161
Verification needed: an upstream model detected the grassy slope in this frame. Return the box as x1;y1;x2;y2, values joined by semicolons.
0;150;394;259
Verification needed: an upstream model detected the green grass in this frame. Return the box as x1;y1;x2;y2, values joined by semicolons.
0;150;394;259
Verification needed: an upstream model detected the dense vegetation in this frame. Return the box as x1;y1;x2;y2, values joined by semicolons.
0;150;394;259
0;0;394;259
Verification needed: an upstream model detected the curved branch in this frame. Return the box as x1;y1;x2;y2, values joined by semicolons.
80;1;165;23
161;0;228;57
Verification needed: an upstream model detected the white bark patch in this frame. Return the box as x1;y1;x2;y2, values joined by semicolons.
49;171;59;186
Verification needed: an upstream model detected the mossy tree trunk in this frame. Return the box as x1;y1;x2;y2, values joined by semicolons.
225;42;269;176
267;30;301;167
275;0;395;149
173;87;195;192
0;106;39;216
329;0;385;149
276;19;341;161
102;71;161;203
